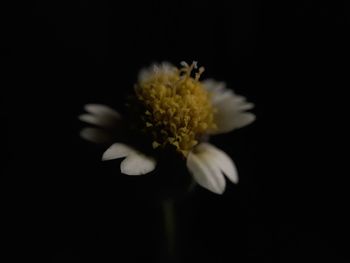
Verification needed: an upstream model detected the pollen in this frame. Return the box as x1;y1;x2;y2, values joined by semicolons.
135;62;217;157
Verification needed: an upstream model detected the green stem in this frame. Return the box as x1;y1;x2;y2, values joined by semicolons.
162;199;177;262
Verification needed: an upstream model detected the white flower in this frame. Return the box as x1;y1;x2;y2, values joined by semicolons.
79;62;255;194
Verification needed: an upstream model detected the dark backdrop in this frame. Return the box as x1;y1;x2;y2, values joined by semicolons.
4;1;349;262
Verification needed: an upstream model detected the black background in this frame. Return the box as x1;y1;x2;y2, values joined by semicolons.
3;0;349;262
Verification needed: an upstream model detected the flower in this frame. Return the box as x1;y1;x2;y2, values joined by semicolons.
79;61;255;194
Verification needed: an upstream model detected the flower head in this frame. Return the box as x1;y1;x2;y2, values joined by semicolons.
79;61;255;194
135;61;216;156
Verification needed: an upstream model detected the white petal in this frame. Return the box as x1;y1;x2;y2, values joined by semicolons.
102;143;135;160
84;104;121;119
120;153;156;176
187;148;226;194
80;128;113;144
216;94;254;112
202;79;231;104
78;113;119;128
237;102;255;111
202;79;255;134
213;111;256;134
102;143;156;176
232;112;256;129
196;143;238;184
138;62;176;82
202;79;226;93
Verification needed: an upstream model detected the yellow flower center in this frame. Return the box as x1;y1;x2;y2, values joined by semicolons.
135;62;216;157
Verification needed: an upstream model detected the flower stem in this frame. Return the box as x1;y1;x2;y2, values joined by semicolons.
162;198;177;262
